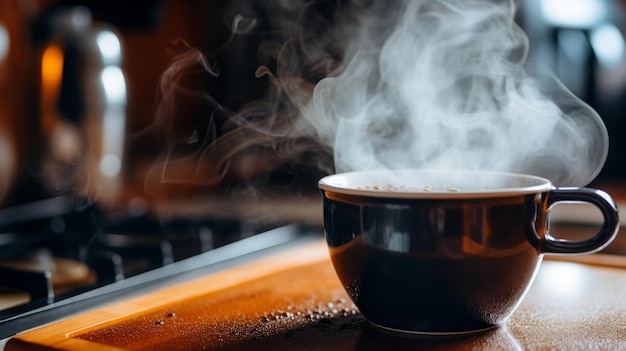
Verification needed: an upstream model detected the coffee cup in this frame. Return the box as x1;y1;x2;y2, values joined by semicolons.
318;169;619;335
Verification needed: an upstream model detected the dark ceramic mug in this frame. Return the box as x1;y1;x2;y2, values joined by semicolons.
319;169;619;335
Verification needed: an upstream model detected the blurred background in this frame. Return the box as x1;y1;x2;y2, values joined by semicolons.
522;0;626;183
0;0;624;211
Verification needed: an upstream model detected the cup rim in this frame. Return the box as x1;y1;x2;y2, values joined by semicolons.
318;169;553;199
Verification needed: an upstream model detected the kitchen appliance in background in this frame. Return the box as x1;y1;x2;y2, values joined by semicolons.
520;0;626;179
33;5;127;208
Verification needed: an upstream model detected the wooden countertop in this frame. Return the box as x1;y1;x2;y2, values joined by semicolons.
7;240;626;350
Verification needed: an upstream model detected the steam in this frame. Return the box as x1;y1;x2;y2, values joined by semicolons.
149;0;609;192
304;0;608;186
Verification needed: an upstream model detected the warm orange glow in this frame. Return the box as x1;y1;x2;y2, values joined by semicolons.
41;45;63;133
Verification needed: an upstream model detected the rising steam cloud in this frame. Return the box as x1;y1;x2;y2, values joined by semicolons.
304;0;608;186
151;0;609;192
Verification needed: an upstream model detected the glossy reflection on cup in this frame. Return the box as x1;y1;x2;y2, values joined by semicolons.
319;169;619;335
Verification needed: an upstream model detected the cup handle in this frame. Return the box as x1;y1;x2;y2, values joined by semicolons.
540;188;620;255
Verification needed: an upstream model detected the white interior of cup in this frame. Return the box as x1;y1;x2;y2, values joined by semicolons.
318;169;552;199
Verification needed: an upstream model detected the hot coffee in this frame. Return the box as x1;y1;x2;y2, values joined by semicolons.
319;170;619;334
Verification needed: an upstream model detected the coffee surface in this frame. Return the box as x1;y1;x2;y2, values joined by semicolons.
356;184;461;192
